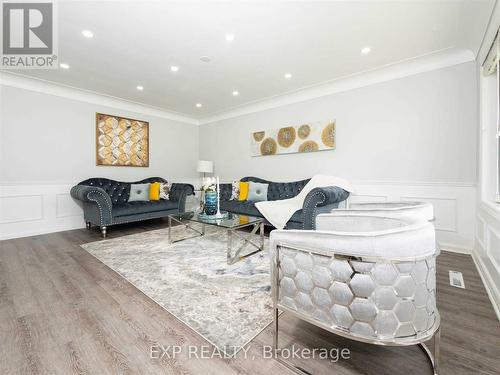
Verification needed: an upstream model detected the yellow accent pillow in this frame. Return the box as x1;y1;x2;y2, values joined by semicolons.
149;182;161;201
239;181;249;201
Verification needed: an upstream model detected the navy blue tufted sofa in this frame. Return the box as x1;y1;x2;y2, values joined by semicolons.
70;177;194;237
218;177;350;230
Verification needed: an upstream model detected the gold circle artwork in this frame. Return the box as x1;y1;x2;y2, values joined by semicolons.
253;131;265;142
321;122;335;148
260;138;278;155
277;127;296;148
298;125;311;139
299;140;319;153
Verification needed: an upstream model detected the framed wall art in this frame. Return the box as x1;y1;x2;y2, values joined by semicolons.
251;120;335;156
95;113;149;167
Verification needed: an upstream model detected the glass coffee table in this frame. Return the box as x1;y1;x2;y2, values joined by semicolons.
167;211;265;265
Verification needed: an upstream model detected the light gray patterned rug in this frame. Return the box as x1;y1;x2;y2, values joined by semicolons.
81;224;273;356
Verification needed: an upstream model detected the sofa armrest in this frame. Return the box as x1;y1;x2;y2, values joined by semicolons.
70;185;113;225
168;183;195;212
301;186;350;230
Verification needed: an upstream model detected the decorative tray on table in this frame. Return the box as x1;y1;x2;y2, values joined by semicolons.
197;211;230;221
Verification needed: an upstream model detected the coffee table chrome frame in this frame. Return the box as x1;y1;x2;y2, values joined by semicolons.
227;221;265;265
167;215;205;244
167;214;265;265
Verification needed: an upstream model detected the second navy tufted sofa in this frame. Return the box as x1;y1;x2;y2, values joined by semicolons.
70;177;194;237
218;177;350;230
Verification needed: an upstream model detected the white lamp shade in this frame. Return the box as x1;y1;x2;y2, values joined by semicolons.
197;160;213;173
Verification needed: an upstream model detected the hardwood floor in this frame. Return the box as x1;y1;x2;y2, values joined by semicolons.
0;219;499;375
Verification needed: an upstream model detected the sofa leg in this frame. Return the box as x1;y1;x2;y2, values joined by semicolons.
86;222;91;230
101;226;107;238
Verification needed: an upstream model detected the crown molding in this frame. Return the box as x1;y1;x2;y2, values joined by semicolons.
1;47;475;127
198;48;475;125
0;71;199;125
477;0;499;63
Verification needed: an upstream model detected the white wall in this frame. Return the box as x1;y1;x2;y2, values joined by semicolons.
0;83;199;239
199;61;478;252
0;61;481;256
474;0;500;320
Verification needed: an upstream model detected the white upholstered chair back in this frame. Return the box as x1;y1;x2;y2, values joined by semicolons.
323;201;434;227
270;214;441;373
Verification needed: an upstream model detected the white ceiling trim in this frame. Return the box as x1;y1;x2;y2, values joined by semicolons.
0;72;199;125
1;47;475;127
199;48;475;125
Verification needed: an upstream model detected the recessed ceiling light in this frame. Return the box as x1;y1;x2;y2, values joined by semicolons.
136;85;144;91
200;56;211;63
196;103;202;108
81;30;94;38
284;73;292;79
232;90;239;96
59;63;70;69
225;33;235;41
170;65;179;72
361;47;371;54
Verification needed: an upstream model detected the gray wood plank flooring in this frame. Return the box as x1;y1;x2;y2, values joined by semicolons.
0;219;498;375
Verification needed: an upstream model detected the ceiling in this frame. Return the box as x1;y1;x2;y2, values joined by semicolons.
3;0;495;118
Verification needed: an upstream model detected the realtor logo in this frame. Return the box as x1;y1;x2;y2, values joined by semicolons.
1;0;58;69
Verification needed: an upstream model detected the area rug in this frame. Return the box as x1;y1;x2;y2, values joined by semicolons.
81;224;273;356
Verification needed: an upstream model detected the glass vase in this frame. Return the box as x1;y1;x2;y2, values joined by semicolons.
204;191;218;215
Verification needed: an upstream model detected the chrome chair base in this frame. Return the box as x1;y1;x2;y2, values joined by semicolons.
273;309;441;375
418;327;440;375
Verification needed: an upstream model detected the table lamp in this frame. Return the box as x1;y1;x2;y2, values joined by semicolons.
197;160;213;179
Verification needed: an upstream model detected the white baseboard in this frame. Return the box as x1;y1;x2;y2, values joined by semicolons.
0;222;86;241
472;249;500;322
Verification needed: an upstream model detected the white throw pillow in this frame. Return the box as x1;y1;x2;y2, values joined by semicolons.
247;182;268;202
128;183;151;202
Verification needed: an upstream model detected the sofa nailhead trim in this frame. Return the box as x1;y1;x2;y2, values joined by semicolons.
303;191;326;230
86;190;112;226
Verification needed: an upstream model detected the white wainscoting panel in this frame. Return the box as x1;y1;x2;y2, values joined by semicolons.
473;202;500;320
488;226;500;275
0;179;199;241
220;179;476;254
350;181;476;253
0;194;43;224
400;196;457;232
56;193;83;218
0;184;84;240
476;214;486;248
1;180;476;253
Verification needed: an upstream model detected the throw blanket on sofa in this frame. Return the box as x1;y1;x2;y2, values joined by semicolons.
255;175;355;229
